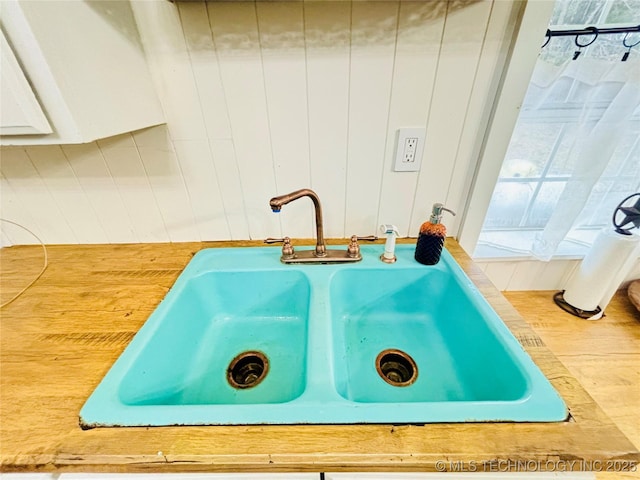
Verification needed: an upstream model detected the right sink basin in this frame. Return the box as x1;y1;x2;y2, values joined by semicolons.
326;249;568;423
329;268;529;404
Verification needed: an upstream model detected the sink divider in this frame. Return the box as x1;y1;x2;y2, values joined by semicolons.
297;268;345;404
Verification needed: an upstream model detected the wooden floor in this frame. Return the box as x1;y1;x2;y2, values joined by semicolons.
505;289;640;480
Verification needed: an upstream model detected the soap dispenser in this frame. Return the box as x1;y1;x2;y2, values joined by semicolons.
415;203;455;265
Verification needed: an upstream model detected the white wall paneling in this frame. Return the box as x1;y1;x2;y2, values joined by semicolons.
344;1;399;237
475;258;581;291
475;256;639;292
25;146;107;243
377;1;446;235
0;171;46;245
171;139;233;241
61;143;138;243
96;134;170;243
176;1;247;240
1;0;530;249
0;230;13;247
132;127;201;243
408;0;493;235
207;1;281;240
305;1;351;238
133;0;233;241
481;260;519;291
257;2;313;238
0;148;76;244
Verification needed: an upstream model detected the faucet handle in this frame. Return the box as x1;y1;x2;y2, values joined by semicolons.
346;235;378;259
264;237;288;244
264;237;295;259
347;235;361;258
354;235;378;242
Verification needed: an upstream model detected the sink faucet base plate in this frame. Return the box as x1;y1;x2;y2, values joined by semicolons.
281;248;362;264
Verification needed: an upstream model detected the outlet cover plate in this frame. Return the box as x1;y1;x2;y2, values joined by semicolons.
393;127;426;172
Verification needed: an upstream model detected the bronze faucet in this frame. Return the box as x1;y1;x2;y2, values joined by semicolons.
267;188;375;264
269;188;326;257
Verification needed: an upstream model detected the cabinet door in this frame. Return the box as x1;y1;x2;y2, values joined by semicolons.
0;28;51;135
0;474;56;480
58;474;320;480
325;473;596;479
1;0;164;145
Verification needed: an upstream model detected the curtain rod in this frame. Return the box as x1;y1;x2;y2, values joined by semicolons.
546;25;640;37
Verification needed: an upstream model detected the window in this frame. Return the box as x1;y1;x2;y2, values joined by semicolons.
476;0;640;258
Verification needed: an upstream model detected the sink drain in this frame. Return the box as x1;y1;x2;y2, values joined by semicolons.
376;349;418;387
227;351;269;389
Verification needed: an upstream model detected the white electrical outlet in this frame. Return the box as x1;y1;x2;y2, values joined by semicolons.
403;137;418;162
394;127;426;172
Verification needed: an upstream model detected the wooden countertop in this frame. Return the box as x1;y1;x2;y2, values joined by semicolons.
1;238;638;473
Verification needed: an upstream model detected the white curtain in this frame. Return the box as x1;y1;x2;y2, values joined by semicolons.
529;51;640;260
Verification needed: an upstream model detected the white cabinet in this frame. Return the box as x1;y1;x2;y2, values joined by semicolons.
0;475;56;480
0;0;164;145
325;473;596;479
0;28;51;135
1;474;319;480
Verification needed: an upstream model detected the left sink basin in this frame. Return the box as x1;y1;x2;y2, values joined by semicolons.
119;270;310;406
80;248;312;427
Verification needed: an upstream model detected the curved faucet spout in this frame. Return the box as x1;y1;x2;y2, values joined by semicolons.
269;188;326;257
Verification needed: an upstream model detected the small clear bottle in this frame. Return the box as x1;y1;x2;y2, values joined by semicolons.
414;203;455;265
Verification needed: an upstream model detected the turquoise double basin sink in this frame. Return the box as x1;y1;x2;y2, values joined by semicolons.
80;244;567;427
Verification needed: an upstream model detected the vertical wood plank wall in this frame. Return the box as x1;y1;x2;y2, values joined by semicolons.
0;0;518;246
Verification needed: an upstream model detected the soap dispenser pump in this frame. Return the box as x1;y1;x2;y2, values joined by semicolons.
415;203;455;265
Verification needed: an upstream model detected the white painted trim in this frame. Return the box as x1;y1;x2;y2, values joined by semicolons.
0;475;56;480
457;0;556;255
57;474;318;480
326;473;596;479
